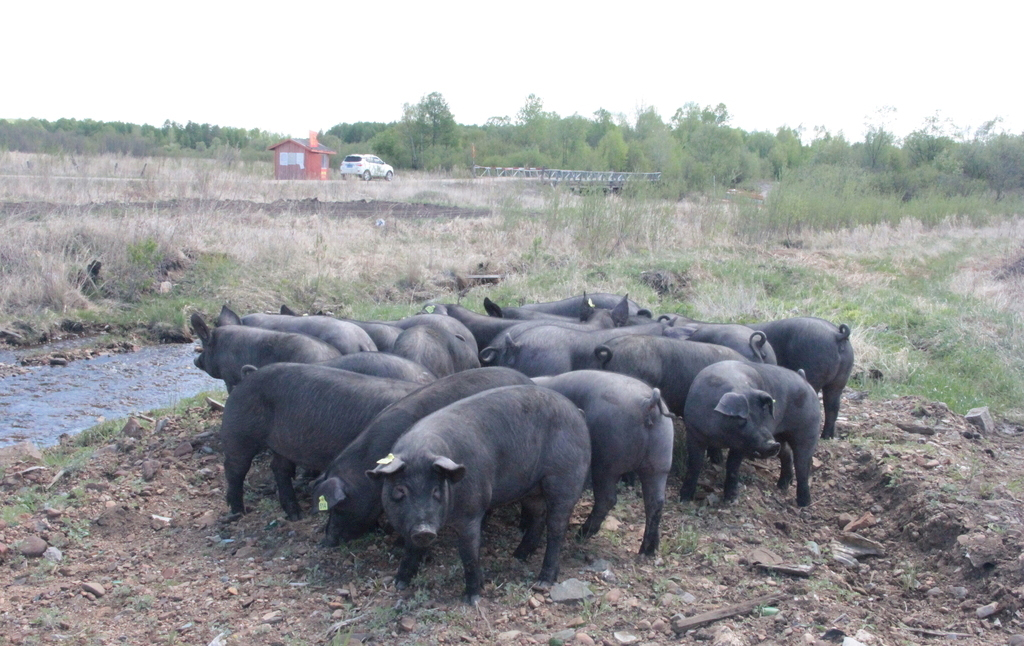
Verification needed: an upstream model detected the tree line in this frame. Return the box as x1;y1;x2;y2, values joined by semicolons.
2;94;1022;201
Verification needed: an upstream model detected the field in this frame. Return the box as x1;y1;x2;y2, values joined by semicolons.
2;154;1024;646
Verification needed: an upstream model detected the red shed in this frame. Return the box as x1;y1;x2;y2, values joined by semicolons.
269;131;336;180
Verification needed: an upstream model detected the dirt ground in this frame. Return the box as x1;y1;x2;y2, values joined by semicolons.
2;387;1024;646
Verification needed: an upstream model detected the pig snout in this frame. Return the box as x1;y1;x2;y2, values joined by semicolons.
410;525;438;548
754;442;781;459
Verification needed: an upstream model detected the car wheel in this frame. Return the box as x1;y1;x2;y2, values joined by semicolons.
385;171;393;182
363;170;372;181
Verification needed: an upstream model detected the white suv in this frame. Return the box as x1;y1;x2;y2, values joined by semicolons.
339;154;394;181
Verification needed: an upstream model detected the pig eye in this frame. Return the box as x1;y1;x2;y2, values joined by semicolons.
391;486;407;502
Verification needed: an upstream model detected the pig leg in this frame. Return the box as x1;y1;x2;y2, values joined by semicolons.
792;441;814;507
776;442;794;493
821;382;844;439
722;449;746;502
536;487;577;586
637;467;668;556
513;495;547;560
578;471;619;540
679;435;707;502
395;545;428;590
223;443;261;515
270;453;301;521
456;513;487;604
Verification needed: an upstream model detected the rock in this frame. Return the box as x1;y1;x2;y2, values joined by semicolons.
926;587;943;597
566;616;585;628
949;586;968;599
50;357;68;366
121;418;144;439
584;558;612;572
82;582;106;597
966;407;995;434
806;541;821;557
575;633;595;646
713;627;745;646
19;535;48;557
399;616;417;633
195;510;218;528
976;602;999;619
550;578;593;602
837;513;856;530
843;512;877;533
658;593;677;607
261;611;283;624
44;507;63;519
670;614;688;634
680;592;696;605
637;620;651;631
0;441;44;466
549;629;575;642
601;516;621;531
528;596;542;609
613;632;638;644
141;460;161;482
173;440;193;457
0;542;8;559
957;532;1004;569
652;619;668;633
1008;635;1024;646
604;588;622;604
853;630;875;643
43;546;63;562
157;281;173;294
841;639;867;646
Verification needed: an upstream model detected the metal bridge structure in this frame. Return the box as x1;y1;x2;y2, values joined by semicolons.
473;166;661;192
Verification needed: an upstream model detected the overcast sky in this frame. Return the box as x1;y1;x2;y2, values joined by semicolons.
6;1;1021;143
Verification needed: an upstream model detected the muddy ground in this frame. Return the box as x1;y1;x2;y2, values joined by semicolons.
3;388;1024;646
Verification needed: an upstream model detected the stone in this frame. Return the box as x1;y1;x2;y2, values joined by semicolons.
399;616;417;633
227;587;238;596
965;407;995;434
680;592;696;605
566;616;585;628
0;441;44;467
549;629;574;642
837;513;856;530
652;619;668;633
670;614;688;634
843;512;877;533
19;535;48;557
121;418;144;439
841;639;867;646
0;542;8;559
173;440;193;457
550;578;593;602
141;460;161;482
584;559;612;572
853;630;875;643
714;627;745;646
976;602;999;619
195;510;218;528
1007;635;1024;646
926;587;943;597
43;546;63;562
82;582;106;597
949;586;968;599
658;593;677;607
575;634;595;646
613;632;638;644
528;596;542;609
604;588;622;604
601;516;621;532
806;541;821;557
157;281;173;294
45;507;63;519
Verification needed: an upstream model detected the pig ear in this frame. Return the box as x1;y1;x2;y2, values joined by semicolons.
454;333;466;343
217;305;242;327
366;455;406;480
190;313;211;343
611;294;630;327
755;391;775;419
505;334;520;352
280;304;297;316
797;368;807;382
312;476;347;511
714;392;749;419
578;293;594;321
479;347;498;365
637;308;652;319
432;457;466;483
240;364;258;378
485;298;505;319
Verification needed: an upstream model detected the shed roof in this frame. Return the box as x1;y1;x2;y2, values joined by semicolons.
268;138;336;154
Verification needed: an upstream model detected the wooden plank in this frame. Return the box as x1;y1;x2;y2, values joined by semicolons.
671;592;786;633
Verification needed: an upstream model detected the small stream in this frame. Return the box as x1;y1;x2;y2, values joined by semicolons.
0;339;221;448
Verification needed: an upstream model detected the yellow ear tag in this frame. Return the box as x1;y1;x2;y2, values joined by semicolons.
377;453;395;465
318;495;329;511
425;305;435;313
587;299;595;308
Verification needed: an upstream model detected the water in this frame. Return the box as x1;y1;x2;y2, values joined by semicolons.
0;341;221;447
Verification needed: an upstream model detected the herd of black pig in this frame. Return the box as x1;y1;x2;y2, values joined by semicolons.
188;292;854;604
